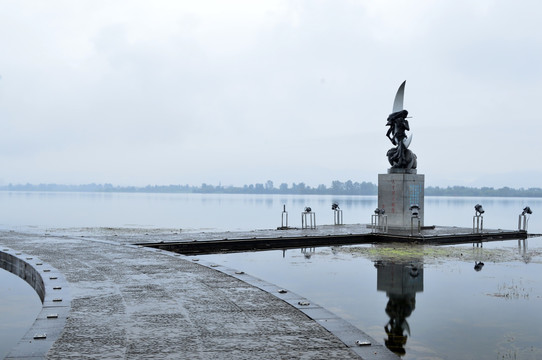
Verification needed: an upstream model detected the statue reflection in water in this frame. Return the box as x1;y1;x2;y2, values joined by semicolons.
374;261;424;356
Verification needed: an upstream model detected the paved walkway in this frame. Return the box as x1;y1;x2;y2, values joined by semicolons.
1;228;398;360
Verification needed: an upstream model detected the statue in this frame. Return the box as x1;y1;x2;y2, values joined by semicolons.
386;82;417;170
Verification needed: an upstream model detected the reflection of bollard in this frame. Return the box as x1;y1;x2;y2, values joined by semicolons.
302;210;316;229
473;215;484;233
333;209;343;225
410;215;421;236
281;204;288;228
518;214;528;231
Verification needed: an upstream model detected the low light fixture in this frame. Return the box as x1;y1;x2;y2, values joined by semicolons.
522;206;532;215
474;204;485;216
304;206;312;213
374;208;385;215
409;204;420;217
331;203;340;210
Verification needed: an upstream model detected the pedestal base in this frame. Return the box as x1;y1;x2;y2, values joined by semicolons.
378;172;425;229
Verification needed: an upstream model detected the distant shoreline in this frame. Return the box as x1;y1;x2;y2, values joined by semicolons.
1;182;542;198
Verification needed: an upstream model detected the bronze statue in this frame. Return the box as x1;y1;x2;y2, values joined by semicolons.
386;82;417;170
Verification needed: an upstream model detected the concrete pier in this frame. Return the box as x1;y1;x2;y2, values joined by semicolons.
0;228;400;360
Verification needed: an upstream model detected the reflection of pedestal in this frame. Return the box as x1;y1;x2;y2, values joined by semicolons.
378;171;425;229
377;262;424;295
301;212;316;229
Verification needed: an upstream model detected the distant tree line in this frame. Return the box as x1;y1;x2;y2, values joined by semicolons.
425;186;542;197
0;180;378;195
1;182;542;197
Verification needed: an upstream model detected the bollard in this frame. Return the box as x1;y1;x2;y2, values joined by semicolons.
411;215;421;236
518;214;528;231
301;210;316;229
473;215;484;233
371;214;388;233
333;209;343;225
281;204;288;228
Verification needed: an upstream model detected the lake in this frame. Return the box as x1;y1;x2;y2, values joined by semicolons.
0;191;539;232
1;191;541;359
0;269;42;359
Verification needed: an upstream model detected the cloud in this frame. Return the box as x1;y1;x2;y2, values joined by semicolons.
0;0;541;187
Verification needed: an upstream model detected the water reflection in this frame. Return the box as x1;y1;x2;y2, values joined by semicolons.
198;238;542;359
374;261;423;356
301;247;316;259
518;239;531;263
472;242;485;271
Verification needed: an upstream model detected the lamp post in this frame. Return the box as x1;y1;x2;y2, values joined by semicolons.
473;204;484;233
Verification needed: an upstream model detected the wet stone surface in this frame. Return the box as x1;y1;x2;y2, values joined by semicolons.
0;229;399;359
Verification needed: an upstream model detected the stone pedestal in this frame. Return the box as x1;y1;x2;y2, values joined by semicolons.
378;170;424;229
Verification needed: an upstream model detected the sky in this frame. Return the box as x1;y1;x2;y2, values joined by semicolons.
1;0;541;188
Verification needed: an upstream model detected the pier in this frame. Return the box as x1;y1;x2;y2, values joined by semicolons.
1;227;401;360
0;224;531;359
139;224;529;255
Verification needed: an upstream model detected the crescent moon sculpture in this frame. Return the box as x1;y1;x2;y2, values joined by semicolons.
386;81;417;170
392;80;406;113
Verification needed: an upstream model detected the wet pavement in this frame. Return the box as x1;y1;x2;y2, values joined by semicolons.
0;227;399;360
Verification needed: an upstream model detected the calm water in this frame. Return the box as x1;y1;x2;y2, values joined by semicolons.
200;241;542;360
0;191;538;232
0;269;42;359
1;191;541;359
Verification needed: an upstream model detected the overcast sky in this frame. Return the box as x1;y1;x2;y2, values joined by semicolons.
1;1;541;188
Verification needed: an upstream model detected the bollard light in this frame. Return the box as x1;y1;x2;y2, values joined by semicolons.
474;204;485;216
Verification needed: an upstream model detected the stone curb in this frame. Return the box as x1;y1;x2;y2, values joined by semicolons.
1;247;71;360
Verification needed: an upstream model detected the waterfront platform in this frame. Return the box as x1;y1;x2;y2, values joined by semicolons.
0;224;530;359
138;224;529;255
1;226;401;360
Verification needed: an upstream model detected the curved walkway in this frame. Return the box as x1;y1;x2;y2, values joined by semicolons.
0;229;398;359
